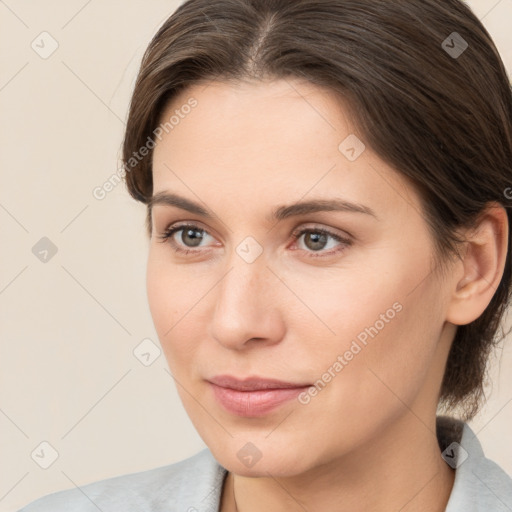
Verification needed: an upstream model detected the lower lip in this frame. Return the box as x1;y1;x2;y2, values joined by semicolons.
209;382;309;417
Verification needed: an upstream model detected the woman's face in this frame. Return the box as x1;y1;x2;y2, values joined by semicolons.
147;78;457;476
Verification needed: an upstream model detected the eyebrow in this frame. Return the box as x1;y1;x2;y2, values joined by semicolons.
149;191;379;222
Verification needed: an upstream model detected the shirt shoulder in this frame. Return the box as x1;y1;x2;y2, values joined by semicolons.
17;448;227;512
439;418;512;511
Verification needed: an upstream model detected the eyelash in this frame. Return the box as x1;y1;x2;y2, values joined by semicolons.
157;223;352;258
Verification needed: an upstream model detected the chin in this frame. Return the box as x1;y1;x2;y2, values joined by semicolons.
203;431;318;477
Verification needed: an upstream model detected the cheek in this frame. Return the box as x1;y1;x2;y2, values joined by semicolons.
146;249;219;378
146;253;173;336
146;251;193;361
290;247;442;403
279;255;406;352
285;270;444;463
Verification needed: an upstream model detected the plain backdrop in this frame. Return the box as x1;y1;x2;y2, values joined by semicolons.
1;1;511;510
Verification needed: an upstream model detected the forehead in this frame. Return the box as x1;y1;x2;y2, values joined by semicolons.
154;77;353;156
151;78;422;221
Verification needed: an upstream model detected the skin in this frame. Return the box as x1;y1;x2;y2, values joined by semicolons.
147;78;508;512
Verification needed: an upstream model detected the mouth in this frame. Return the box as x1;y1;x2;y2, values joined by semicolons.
207;375;312;417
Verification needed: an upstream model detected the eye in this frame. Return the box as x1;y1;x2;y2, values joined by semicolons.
157;223;216;255
157;223;352;258
290;227;352;258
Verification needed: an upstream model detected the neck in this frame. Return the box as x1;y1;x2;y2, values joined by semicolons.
222;414;455;512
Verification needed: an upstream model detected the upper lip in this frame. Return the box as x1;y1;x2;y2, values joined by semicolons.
208;375;311;391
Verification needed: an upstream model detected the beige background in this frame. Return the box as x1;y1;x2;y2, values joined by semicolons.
1;1;511;510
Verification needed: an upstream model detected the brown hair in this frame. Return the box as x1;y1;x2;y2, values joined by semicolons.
122;0;512;420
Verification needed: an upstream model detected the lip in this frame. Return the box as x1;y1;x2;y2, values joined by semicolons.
207;375;311;417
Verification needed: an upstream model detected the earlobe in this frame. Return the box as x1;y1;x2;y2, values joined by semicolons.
446;202;509;326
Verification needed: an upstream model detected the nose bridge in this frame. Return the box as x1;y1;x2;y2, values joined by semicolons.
216;248;269;317
220;231;272;300
210;243;280;348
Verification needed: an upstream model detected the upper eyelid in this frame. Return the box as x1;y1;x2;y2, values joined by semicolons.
163;222;216;241
161;220;215;235
153;208;356;236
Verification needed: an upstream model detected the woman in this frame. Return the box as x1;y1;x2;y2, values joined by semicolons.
19;0;512;510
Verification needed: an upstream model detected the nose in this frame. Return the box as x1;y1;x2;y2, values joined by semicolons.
209;253;285;351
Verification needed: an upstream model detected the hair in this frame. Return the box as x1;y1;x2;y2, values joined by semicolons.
122;0;512;420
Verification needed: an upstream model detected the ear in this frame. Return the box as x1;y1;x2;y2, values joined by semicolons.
445;202;509;326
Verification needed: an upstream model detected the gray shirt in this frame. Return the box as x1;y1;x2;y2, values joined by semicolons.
18;417;512;511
